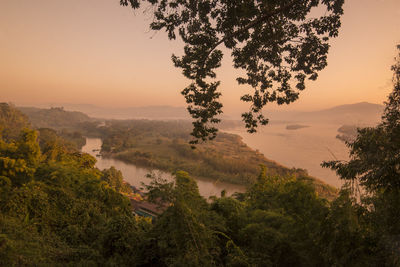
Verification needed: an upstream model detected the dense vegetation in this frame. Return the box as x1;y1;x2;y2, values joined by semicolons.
0;104;147;265
0;103;31;141
1;76;400;267
0;47;397;266
99;119;337;199
322;47;400;265
14;104;337;199
17;106;93;150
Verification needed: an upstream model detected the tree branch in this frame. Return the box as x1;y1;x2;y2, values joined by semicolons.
204;1;298;62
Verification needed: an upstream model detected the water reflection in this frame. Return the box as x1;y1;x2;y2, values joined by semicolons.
82;138;245;198
226;122;349;188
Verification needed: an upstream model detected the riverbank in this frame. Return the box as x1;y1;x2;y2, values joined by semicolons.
92;119;338;200
226;123;349;188
82;137;246;198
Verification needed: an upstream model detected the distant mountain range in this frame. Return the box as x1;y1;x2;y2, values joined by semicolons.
18;106;94;129
32;103;190;120
300;102;384;124
18;101;384;126
265;102;384;125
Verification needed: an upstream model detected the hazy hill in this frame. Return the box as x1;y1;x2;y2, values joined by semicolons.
305;102;384;123
26;103;242;120
265;102;384;125
320;102;383;114
40;103;191;120
17;101;384;129
18;106;94;130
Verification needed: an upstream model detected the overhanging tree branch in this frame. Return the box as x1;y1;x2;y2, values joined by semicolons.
121;0;344;144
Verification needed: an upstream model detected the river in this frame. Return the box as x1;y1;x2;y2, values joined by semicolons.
227;122;349;188
82;138;245;198
82;121;348;196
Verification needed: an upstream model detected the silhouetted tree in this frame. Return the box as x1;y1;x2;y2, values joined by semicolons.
323;45;400;266
323;45;400;194
121;0;344;143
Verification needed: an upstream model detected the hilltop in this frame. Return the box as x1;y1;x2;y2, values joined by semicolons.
26;103;190;120
306;102;384;124
258;102;384;125
18;106;94;130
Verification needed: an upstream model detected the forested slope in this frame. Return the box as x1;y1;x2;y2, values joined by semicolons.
0;102;398;266
18;106;93;129
99;119;337;199
13;105;337;199
16;106;90;150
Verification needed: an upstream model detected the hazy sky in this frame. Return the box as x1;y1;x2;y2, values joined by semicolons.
0;0;399;114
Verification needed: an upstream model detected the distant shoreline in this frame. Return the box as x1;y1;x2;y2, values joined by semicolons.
286;124;310;130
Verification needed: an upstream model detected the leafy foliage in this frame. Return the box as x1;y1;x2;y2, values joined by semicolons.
0;102;30;141
101;166;133;195
142;171;226;266
0;104;149;265
323;45;400;266
323;45;400;193
121;0;344;143
2;95;399;265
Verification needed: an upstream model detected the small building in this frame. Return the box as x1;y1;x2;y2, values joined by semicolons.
130;198;167;220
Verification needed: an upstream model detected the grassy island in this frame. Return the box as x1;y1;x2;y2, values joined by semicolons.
14;106;337;200
99;119;337;200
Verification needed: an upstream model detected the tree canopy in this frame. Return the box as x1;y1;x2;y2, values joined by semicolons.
322;45;400;265
120;0;344;144
1;100;399;265
323;45;400;194
0;103;30;142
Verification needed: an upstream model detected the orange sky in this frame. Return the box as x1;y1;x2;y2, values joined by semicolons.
0;0;399;114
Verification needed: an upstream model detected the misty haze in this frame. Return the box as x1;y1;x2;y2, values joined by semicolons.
1;0;399;266
19;101;384;189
